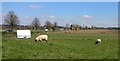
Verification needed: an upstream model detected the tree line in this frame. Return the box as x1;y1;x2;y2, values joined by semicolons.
3;11;56;31
3;11;119;31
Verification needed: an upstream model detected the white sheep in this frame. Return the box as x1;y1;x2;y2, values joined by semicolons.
95;39;101;44
35;35;48;43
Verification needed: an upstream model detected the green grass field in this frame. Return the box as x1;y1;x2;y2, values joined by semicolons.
2;30;118;59
0;33;2;60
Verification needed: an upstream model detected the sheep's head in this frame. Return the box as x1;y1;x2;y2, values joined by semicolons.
35;39;37;42
95;41;99;44
95;39;101;44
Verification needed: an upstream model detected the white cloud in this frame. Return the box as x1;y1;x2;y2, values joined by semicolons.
83;15;92;18
28;5;45;9
48;15;55;18
82;15;92;19
112;24;118;27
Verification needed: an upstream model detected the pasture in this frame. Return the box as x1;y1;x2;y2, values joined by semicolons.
2;30;118;59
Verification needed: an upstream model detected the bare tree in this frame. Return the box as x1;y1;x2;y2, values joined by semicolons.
91;25;96;29
54;22;57;27
44;20;53;30
4;11;19;30
85;25;88;29
52;22;58;31
32;18;40;30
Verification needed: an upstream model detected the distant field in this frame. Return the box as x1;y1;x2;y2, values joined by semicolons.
2;30;118;59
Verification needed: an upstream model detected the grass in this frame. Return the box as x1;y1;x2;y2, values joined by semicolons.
2;30;118;59
0;32;2;60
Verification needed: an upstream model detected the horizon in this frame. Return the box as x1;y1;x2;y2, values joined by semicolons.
1;2;118;27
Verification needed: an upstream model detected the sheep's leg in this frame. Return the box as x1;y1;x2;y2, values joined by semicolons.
45;38;48;43
40;39;42;42
45;40;48;43
40;40;42;42
39;40;42;42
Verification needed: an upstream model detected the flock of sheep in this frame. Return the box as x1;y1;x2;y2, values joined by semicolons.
35;35;102;44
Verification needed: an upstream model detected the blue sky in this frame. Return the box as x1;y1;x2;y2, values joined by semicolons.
1;0;120;2
1;2;118;27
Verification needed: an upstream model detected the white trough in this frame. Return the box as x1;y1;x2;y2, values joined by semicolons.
17;30;31;38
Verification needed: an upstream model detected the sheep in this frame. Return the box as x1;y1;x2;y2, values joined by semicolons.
95;39;101;44
35;35;48;43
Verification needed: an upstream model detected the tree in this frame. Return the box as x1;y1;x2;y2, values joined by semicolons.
52;22;58;31
32;18;40;30
44;21;53;30
54;22;57;27
79;25;82;30
85;25;88;29
91;25;96;29
4;11;19;30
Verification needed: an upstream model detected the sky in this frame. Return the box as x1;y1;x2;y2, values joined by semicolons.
1;0;120;2
1;2;118;27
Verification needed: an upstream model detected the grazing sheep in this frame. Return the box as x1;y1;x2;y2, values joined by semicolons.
95;39;101;44
35;35;48;43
